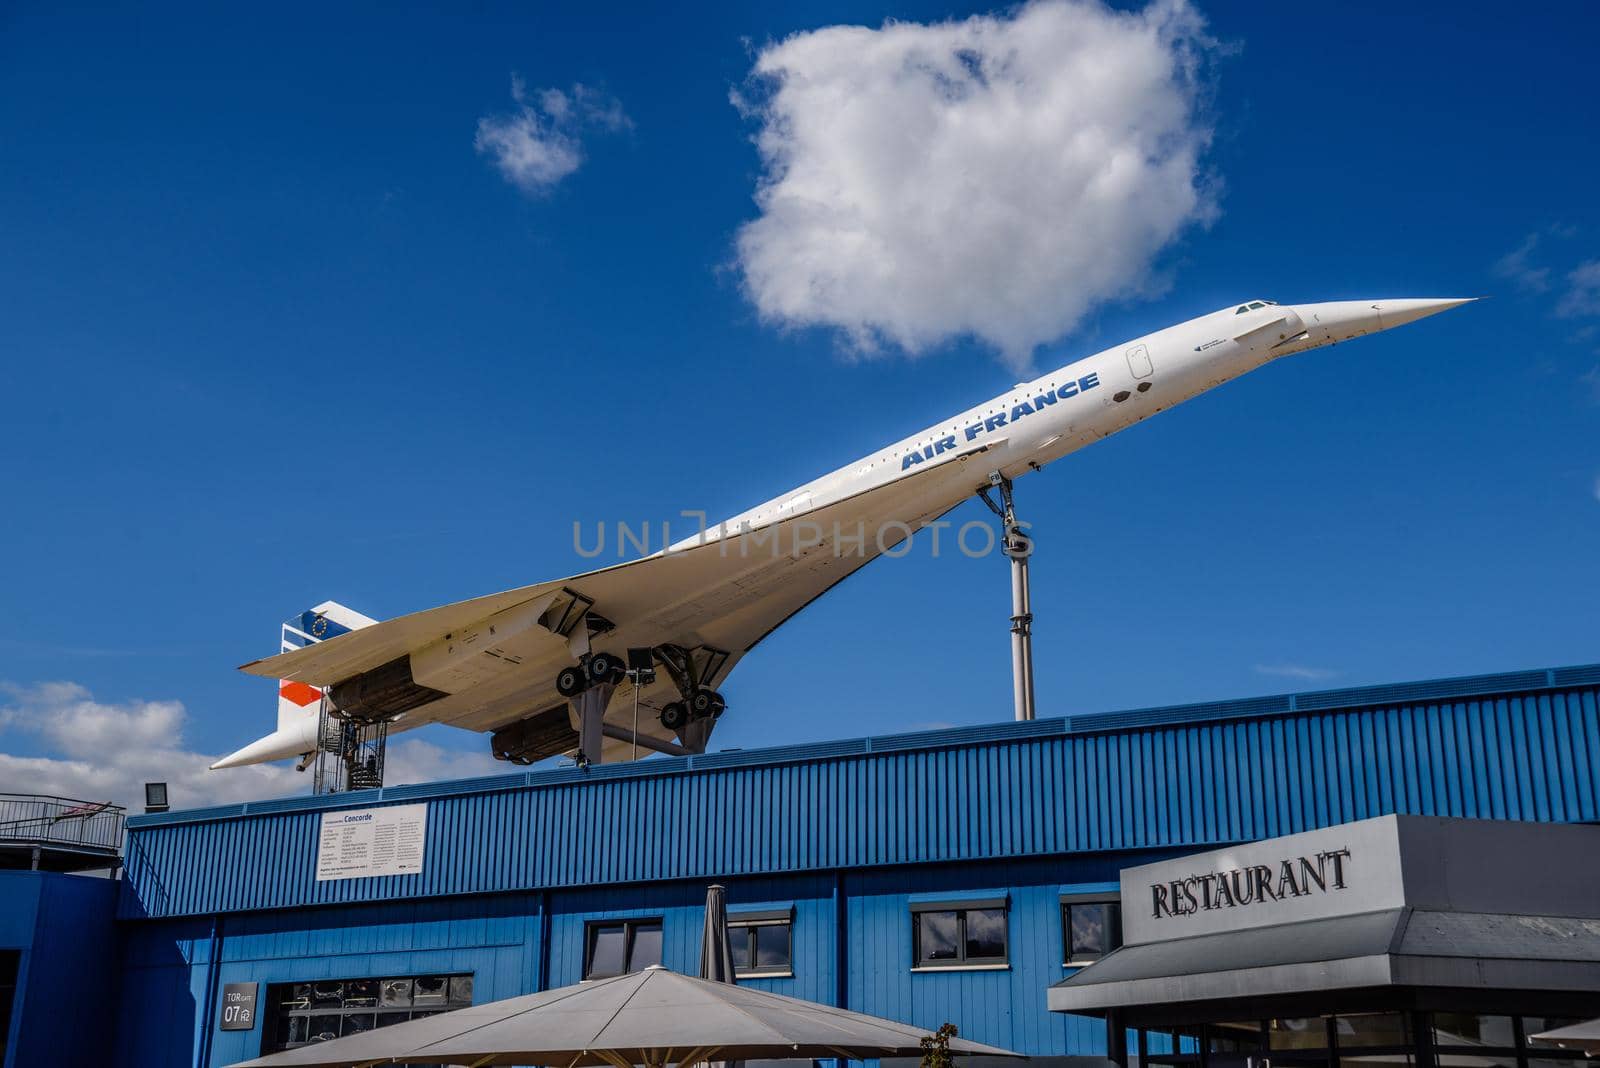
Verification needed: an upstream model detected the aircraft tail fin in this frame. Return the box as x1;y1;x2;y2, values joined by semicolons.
212;601;381;770
275;601;380;729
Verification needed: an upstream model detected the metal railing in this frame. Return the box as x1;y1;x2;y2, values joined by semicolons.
0;793;125;856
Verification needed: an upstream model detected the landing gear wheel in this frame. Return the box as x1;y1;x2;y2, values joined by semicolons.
660;701;689;731
690;688;725;719
555;665;587;698
588;652;625;684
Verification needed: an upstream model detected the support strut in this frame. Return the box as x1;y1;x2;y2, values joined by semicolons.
978;472;1036;722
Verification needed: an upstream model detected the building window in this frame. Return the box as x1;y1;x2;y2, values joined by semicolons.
911;897;1008;968
585;918;664;979
262;973;472;1053
1061;896;1121;965
729;910;793;977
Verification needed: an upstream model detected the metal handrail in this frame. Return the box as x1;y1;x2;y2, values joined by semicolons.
0;793;126;854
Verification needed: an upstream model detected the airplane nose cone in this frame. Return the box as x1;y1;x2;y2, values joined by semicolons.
1294;297;1476;345
1372;297;1477;331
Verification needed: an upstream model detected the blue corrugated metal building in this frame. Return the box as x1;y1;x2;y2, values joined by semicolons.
4;660;1600;1067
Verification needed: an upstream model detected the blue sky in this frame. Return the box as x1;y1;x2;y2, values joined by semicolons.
2;0;1597;808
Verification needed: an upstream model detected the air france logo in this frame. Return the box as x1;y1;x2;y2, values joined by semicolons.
902;372;1100;471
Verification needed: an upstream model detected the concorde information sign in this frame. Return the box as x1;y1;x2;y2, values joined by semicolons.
315;803;428;881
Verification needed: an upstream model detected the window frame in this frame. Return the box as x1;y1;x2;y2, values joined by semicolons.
261;972;473;1054
728;908;795;979
583;917;665;980
1060;893;1122;966
909;896;1010;971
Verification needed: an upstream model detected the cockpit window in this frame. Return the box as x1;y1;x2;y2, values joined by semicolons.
1235;305;1249;314
1236;300;1277;313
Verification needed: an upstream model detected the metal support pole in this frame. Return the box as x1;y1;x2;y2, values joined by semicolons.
573;681;616;767
979;472;1036;722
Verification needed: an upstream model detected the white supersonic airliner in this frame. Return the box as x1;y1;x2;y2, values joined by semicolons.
216;296;1472;772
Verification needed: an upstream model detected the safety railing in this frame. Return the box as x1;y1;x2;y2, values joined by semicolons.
0;793;125;856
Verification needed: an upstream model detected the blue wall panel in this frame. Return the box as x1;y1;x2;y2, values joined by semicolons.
0;872;120;1068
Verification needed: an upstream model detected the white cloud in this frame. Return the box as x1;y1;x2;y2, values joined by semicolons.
1492;233;1551;293
732;0;1219;370
1556;260;1600;319
0;682;505;813
1253;663;1338;682
475;76;630;196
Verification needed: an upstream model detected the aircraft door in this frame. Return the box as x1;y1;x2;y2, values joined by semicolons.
1126;344;1153;379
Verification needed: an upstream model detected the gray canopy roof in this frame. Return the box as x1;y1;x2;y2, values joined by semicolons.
1051;907;1600;1014
229;966;1021;1068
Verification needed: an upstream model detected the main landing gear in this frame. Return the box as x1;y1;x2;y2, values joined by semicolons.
658;687;725;732
555;651;627;698
555;646;727;766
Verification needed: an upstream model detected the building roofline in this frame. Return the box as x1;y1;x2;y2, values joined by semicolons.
132;660;1600;830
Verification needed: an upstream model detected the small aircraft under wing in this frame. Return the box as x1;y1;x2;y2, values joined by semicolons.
218;297;1474;771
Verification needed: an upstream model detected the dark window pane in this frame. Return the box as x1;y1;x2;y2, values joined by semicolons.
309;983;343;1009
730;929;752;971
1069;904;1108;959
379;979;412;1007
965;908;1007;960
917;911;960;963
1432;1014;1515;1049
1336;1013;1409;1048
413;977;449;1007
1210;1021;1262;1053
630;922;663;971
755;924;791;969
343;1013;376;1036
449;975;474;1005
286;1015;310;1047
588;924;628;978
307;1015;341;1044
1269;1018;1326;1050
343;980;378;1008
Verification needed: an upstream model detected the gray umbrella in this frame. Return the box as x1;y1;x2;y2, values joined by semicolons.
226;966;1022;1068
1530;1018;1600;1053
699;885;736;984
698;885;739;1068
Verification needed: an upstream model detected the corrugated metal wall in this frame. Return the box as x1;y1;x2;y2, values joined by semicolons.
123;673;1600;920
0;872;120;1068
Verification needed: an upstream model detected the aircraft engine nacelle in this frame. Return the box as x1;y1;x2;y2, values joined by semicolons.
489;706;579;765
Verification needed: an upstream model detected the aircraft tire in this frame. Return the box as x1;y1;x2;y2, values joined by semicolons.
588;652;624;684
555;665;587;698
690;688;725;719
660;701;689;731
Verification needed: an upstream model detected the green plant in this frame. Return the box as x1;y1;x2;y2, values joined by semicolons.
921;1022;960;1068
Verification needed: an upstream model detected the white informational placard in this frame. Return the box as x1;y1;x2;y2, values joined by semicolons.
315;803;428;882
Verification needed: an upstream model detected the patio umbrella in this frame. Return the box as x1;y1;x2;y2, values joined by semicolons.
700;884;736;984
1530;1018;1600;1054
699;885;739;1068
226;965;1022;1068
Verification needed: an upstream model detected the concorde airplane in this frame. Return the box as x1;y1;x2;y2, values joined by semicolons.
215;296;1472;772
